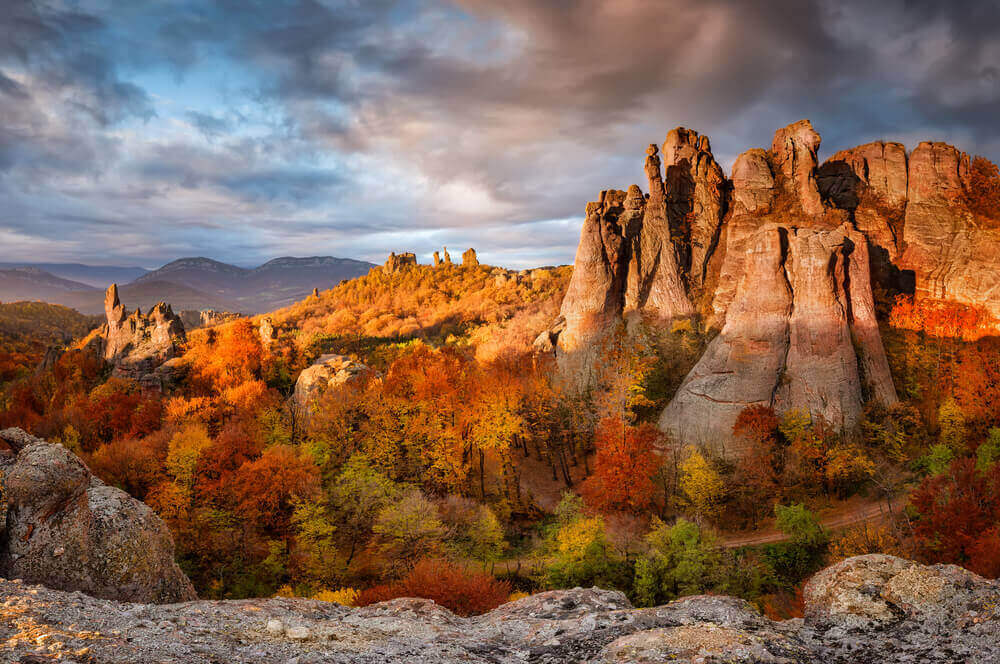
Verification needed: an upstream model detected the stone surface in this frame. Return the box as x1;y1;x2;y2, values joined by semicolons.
293;354;373;412
661;127;727;288
661;224;896;456
625;147;695;322
462;248;479;267
98;284;186;385
0;428;196;605
897;142;1000;321
0;556;995;663
771;119;824;216
383;252;418;273
818;141;907;261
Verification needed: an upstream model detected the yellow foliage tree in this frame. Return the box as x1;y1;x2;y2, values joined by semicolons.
679;447;725;523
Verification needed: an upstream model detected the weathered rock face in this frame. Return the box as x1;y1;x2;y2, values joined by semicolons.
0;555;995;663
553;118;1000;448
818;141;907;260
258;317;277;348
662;223;897;455
661;127;727;288
624;147;695;323
383;252;418;273
0;428;196;605
894;142;1000;321
293;354;373;412
462;248;479;267
99;284;186;385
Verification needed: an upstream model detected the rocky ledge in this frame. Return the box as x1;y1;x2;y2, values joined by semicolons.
2;555;997;663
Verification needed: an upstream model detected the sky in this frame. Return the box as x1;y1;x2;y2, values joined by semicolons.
1;0;998;270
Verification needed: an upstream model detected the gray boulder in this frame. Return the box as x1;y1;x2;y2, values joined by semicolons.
0;428;196;604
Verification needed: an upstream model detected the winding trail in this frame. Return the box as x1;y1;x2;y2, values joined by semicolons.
720;495;902;548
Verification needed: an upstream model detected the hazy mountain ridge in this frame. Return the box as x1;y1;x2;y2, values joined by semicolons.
0;255;376;314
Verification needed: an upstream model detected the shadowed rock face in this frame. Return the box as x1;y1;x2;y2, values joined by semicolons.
0;428;196;605
0;555;994;663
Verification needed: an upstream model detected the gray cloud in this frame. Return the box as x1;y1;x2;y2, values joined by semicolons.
0;0;997;268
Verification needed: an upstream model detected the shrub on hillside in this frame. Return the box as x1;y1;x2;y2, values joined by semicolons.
967;156;1000;223
356;559;511;616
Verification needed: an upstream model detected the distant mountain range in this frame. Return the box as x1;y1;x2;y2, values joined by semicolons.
0;256;375;315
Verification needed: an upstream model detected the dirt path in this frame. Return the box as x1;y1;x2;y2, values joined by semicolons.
720;495;902;548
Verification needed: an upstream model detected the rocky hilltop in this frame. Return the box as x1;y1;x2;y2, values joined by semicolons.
0;554;996;663
550;120;994;455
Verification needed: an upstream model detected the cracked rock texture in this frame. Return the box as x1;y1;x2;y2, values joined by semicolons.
0;428;196;605
0;555;996;663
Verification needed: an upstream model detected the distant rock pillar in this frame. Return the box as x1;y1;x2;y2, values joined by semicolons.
462;248;479;267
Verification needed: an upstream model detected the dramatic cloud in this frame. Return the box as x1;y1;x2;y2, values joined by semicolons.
0;0;997;269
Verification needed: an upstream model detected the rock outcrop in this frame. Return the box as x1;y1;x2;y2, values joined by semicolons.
97;284;186;386
293;354;373;412
383;252;418;273
661;127;727;288
178;309;241;330
661;222;896;455
462;248;479;267
549;119;1000;449
0;428;196;605
0;555;995;663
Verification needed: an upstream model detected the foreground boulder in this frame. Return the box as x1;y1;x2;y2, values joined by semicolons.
0;428;196;605
0;555;995;663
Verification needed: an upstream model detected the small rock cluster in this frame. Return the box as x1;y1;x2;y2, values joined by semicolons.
0;555;996;663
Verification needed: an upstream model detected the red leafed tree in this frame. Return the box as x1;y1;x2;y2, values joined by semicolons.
731;405;784;527
582;418;661;514
234;444;321;534
910;457;1000;577
357;558;511;616
966;156;1000;223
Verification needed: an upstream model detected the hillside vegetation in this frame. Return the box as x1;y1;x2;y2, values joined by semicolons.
1;259;999;619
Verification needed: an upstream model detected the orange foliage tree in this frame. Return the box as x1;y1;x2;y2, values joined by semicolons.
582;418;661;514
910;457;1000;578
356;558;512;616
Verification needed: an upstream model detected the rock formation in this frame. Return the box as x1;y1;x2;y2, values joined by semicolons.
0;555;995;663
0;428;196;605
383;252;418;273
661;127;727;288
661;222;896;455
545;118;1000;449
179;309;241;330
443;247;453;265
97;284;186;386
258;317;277;348
293;354;374;413
462;247;479;267
433;250;442;266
